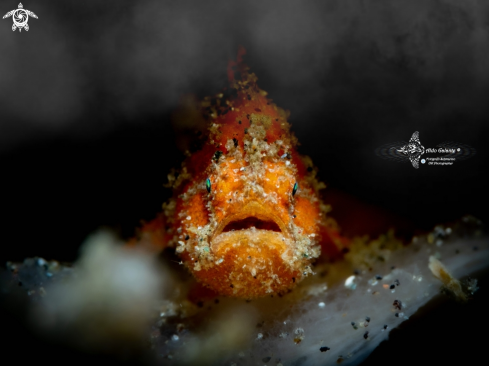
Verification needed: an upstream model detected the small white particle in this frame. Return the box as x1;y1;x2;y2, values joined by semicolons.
345;275;357;290
285;161;290;166
318;302;325;308
256;333;263;340
368;279;378;286
186;216;191;220
171;334;179;341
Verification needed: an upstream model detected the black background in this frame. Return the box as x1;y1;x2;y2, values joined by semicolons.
0;1;488;365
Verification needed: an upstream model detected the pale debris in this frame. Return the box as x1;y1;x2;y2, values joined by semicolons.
429;256;466;301
31;230;167;350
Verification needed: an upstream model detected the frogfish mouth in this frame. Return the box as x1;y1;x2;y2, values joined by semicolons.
134;47;347;298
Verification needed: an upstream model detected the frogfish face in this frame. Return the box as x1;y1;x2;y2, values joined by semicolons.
155;49;343;298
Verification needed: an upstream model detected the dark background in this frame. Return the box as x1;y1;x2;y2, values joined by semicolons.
0;0;488;364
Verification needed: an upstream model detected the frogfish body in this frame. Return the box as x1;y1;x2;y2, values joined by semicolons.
133;47;347;298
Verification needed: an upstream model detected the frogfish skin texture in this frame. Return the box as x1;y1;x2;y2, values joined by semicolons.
132;47;348;298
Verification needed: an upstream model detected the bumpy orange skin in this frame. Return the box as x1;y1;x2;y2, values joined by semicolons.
133;48;347;298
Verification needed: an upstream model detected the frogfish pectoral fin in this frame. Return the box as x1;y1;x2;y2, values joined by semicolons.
127;212;171;253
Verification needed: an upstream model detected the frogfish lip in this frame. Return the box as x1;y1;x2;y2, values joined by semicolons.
212;201;289;241
203;201;299;297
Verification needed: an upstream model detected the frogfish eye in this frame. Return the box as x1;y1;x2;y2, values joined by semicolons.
292;182;299;196
206;178;211;193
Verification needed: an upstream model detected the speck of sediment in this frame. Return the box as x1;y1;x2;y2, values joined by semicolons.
393;300;402;310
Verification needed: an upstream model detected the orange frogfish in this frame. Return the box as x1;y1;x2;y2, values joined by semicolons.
132;47;348;298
